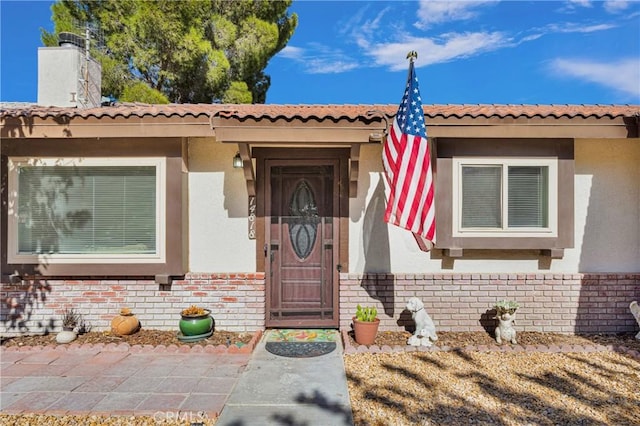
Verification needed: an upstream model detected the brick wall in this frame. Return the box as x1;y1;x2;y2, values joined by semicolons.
3;272;638;336
339;273;640;335
0;273;265;336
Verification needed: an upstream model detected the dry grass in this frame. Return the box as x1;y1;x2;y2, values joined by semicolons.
345;350;640;426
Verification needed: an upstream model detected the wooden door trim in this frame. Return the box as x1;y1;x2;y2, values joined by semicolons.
256;148;348;328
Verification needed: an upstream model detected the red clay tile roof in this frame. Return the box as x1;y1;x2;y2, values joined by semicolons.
1;103;639;121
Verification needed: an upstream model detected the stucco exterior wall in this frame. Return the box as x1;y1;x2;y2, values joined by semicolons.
349;140;640;274
187;139;256;272
572;138;640;272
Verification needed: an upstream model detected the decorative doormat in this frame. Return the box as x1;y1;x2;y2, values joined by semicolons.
265;329;337;358
267;329;338;342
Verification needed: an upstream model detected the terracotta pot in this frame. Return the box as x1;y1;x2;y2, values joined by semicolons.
111;308;140;336
179;309;214;336
353;317;380;345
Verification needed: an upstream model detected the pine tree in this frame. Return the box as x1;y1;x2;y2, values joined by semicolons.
42;0;297;104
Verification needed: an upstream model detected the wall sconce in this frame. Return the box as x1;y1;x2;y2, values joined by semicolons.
369;132;385;143
233;152;243;168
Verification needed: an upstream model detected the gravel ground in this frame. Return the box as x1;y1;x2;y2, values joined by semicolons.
345;350;640;426
2;330;639;425
0;329;255;349
4;329;639;352
347;330;640;351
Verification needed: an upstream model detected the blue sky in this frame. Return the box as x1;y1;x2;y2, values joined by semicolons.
1;0;639;105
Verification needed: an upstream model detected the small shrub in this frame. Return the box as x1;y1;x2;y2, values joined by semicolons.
494;300;520;313
355;304;378;322
61;308;80;330
181;305;208;316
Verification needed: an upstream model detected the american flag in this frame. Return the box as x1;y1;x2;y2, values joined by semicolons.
382;58;436;244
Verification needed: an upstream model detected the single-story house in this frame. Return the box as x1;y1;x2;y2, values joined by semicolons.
2;101;639;336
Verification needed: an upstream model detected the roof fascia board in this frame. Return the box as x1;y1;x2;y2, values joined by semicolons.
1;114;633;140
0;116;213;139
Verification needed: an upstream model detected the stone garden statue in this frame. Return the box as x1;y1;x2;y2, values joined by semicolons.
406;297;438;347
631;301;640;340
494;300;520;345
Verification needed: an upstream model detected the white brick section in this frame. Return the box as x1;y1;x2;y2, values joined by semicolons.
338;273;640;334
0;273;266;335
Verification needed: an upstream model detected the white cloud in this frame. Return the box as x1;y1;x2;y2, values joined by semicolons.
304;59;359;74
276;44;359;74
604;1;630;13
562;0;632;14
521;20;617;45
547;22;617;33
568;0;593;8
279;46;305;60
550;58;640;98
415;0;497;28
370;32;509;70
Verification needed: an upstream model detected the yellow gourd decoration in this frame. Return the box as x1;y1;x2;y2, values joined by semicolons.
110;307;140;336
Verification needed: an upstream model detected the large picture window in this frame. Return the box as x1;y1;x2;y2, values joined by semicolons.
8;158;166;263
453;158;557;237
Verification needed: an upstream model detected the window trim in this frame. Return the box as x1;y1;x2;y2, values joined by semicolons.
433;137;574;254
7;157;167;264
452;157;558;238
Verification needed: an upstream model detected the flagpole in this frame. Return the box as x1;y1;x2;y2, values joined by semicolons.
406;50;417;80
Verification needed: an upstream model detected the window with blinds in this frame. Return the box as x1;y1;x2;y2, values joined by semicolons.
8;158;164;262
454;158;557;236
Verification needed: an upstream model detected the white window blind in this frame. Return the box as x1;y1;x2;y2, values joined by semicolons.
461;165;502;228
17;165;156;255
508;166;548;228
457;159;553;234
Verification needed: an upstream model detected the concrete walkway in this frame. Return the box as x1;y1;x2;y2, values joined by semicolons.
1;331;354;424
1;345;250;420
217;330;354;426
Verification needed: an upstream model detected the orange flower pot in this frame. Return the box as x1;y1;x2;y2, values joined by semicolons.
353;317;380;345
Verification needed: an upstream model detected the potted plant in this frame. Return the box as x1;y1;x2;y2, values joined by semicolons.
494;300;519;316
178;305;214;340
56;308;79;344
352;304;380;345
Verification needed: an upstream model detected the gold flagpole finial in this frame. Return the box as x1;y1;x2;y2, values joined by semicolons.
406;51;418;62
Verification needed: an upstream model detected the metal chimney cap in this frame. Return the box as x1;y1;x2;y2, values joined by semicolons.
58;32;85;49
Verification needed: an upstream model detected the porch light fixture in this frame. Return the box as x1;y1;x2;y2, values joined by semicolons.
233;152;243;168
369;131;385;143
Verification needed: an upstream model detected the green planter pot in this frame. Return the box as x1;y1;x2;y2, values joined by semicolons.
179;309;214;336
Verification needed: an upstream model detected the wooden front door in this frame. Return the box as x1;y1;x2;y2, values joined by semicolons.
265;159;340;328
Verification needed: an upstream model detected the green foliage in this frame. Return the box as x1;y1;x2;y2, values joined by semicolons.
494;300;520;312
42;0;297;104
223;81;252;104
355;304;378;322
121;82;170;104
